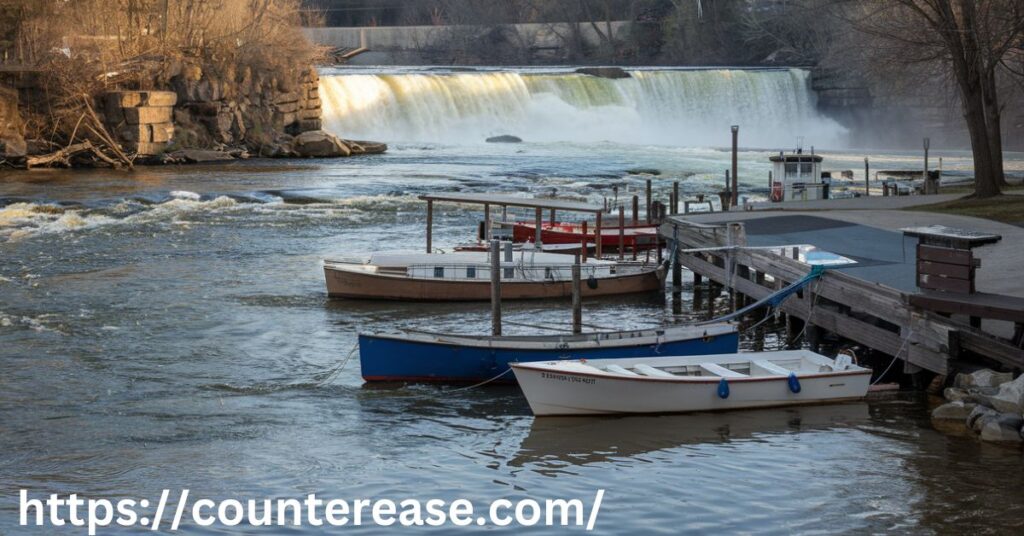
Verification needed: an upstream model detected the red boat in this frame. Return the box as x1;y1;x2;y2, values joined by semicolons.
504;221;661;251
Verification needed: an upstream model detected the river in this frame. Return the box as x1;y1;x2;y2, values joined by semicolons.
1;67;1023;533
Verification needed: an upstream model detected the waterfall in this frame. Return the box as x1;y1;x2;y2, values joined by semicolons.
320;68;847;148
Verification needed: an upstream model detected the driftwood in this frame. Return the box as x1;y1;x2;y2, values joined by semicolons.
81;97;134;169
25;140;121;169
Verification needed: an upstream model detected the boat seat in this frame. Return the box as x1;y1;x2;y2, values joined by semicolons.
602;364;640;376
751;359;793;377
633;364;676;378
699;362;747;378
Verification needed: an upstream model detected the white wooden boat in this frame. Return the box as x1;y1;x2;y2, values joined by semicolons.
324;250;663;301
510;350;871;416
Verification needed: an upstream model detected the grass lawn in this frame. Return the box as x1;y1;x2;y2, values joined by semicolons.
909;194;1024;225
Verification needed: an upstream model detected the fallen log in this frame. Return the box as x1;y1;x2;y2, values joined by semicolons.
25;140;124;169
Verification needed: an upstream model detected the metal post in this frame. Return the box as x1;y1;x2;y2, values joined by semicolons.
864;157;870;197
645;179;652;223
490;241;501;336
426;199;433;253
534;207;542;246
632;195;639;225
595;212;603;258
572;257;582;335
618;206;625;260
923;137;931;194
731;125;739;206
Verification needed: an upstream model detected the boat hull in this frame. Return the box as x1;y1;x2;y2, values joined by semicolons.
512;364;872;416
358;328;739;383
325;264;663;301
509;222;659;249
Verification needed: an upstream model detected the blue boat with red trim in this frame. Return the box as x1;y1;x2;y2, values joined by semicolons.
358;322;739;383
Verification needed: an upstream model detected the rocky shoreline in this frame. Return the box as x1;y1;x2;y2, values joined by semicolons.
1;64;385;170
931;369;1024;445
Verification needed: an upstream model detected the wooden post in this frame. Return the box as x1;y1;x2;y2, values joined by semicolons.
618;206;625;260
672;248;682;315
645;179;652;223
632;195;639;225
426;199;433;253
572;257;582;335
595;211;603;258
534;207;542;246
673;181;679;215
501;205;507;222
731;125;739;207
549;208;556;225
581;221;588;263
483;203;490;242
490;240;501;336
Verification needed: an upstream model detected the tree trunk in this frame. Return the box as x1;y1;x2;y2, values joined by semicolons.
962;92;1002;198
981;68;1007;187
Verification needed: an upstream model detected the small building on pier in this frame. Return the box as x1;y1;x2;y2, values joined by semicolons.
770;151;826;203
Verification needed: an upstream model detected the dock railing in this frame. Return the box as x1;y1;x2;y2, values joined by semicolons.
665;218;1024;375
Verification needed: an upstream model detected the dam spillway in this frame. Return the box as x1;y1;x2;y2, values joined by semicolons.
319;68;847;148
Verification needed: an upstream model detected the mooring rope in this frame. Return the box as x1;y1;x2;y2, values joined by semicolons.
318;341;359;386
447;368;513;391
870;329;914;386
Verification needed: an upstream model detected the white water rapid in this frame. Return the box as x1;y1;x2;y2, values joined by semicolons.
320;68;847;148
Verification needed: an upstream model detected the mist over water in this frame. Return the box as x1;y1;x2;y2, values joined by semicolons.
321;68;848;148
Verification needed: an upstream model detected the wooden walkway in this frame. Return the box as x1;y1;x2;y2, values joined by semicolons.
661;217;1024;376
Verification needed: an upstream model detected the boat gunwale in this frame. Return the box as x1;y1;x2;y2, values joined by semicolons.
509;362;872;384
360;322;737;349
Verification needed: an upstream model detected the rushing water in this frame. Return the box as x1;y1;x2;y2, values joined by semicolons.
2;68;1024;534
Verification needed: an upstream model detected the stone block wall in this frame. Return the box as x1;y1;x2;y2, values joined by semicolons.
100;91;178;155
0;86;26;160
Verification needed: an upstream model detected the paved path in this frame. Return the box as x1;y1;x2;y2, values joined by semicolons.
675;207;1024;339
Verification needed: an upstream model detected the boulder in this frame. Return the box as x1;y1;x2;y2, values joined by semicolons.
626;168;662;176
979;413;1024;443
293;130;351;157
485;135;522;143
986;374;1024;414
347;140;388;155
0;134;27;160
967;405;999;433
164;149;236;164
955;369;1013;389
931;400;976;422
943;387;971;402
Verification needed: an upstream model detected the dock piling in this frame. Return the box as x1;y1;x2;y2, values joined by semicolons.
534;207;542;246
595;212;603;258
572;257;582;335
581;221;588;263
645;179;652;224
672;181;679;215
632;195;639;225
672;247;682;315
618;207;625;260
490;240;501;336
426;199;433;253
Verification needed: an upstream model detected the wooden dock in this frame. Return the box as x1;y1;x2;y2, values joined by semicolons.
661;216;1024;377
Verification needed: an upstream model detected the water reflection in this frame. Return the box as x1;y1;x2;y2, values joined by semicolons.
512;403;871;469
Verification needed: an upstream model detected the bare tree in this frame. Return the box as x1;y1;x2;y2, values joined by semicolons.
844;0;1024;197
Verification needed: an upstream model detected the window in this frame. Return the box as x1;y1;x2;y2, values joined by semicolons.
434;267;444;278
785;163;798;174
801;163;813;174
466;266;476;278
